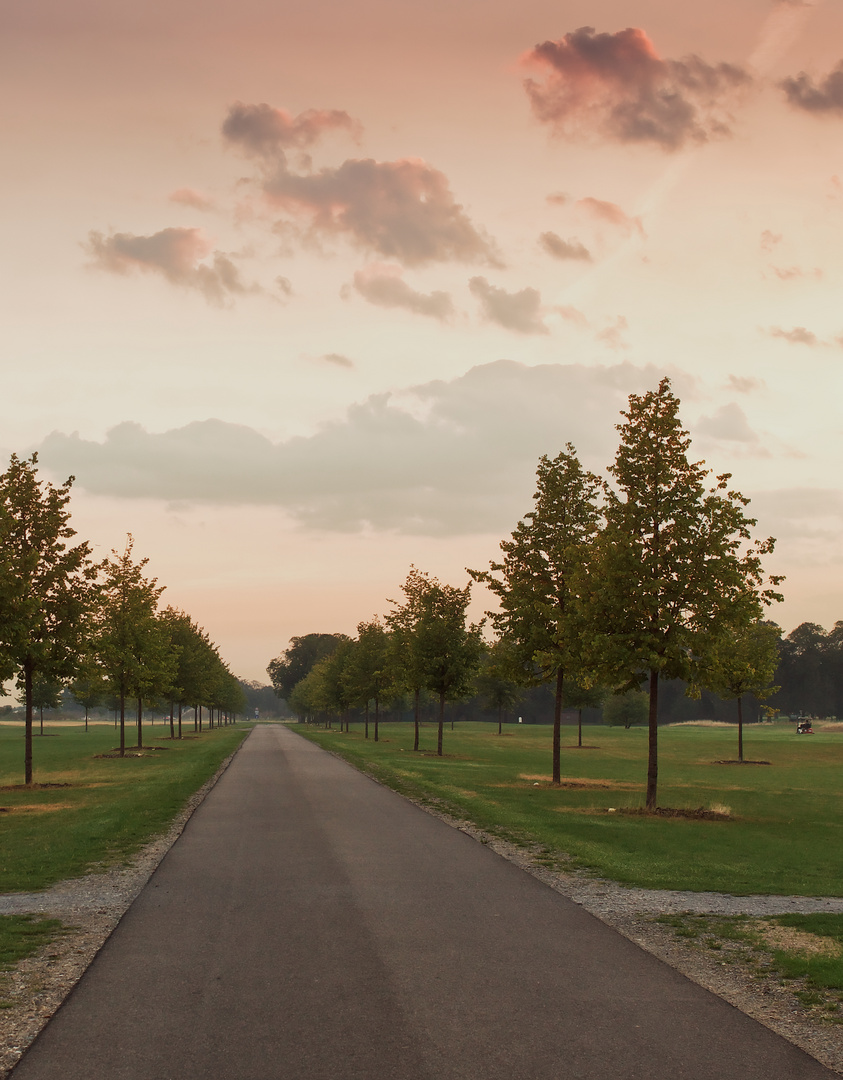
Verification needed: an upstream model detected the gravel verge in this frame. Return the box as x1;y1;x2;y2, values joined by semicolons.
0;743;243;1079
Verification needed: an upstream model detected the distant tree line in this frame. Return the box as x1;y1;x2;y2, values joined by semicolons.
0;453;246;784
269;379;784;808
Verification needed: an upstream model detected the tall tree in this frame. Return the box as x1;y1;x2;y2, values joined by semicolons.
343;620;392;741
30;673;62;736
474;640;522;735
593;378;783;808
412;574;484;757
470;447;603;783
93;536;169;757
386;566;436;752
69;667;103;732
703;620;780;762
0;454;96;783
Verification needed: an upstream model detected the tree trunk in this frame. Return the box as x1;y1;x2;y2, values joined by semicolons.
498;703;502;736
364;701;369;740
170;702;175;740
737;695;744;763
413;687;420;752
552;667;563;785
437;692;445;757
374;695;379;742
178;702;183;740
24;659;33;785
577;708;583;748
199;705;203;732
646;669;659;810
137;698;143;749
39;704;44;736
84;706;89;733
119;687;126;758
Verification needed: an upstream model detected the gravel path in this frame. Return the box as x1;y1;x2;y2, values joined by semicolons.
1;732;842;1077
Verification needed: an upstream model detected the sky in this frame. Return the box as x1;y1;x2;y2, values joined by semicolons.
3;0;843;682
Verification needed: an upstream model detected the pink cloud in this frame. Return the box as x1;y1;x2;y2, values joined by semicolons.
539;231;591;260
352;264;454;320
576;197;643;235
521;26;750;150
780;62;843;114
85;227;259;306
169;187;216;212
768;325;819;346
263;156;499;267
222;102;361;157
469;277;548;334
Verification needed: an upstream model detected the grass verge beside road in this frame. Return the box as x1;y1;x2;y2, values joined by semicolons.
0;722;252;893
293;720;843;896
656;912;843;1022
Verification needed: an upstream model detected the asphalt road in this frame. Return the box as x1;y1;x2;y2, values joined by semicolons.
11;724;837;1079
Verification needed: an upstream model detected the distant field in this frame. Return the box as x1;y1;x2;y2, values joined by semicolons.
294;720;843;896
0;722;251;893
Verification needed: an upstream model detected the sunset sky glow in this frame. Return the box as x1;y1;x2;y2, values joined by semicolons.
4;0;843;681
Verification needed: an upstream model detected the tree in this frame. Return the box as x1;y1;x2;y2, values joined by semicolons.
592;378;783;808
470;447;603;783
30;673;62;735
603;690;648;729
386;566;436;752
69;664;104;733
703;620;780;762
474;640;522;734
412;574;484;757
267;634;351;703
93;536;171;757
563;679;605;747
343;620;391;741
0;454;97;783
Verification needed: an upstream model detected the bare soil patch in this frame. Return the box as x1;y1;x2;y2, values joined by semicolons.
618;806;733;821
517;773;640;790
713;759;772;766
757;921;843;958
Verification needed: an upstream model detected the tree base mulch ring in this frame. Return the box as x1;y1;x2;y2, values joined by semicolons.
713;759;771;766
564;745;600;749
617;806;733;820
95;747;168;758
0;783;73;792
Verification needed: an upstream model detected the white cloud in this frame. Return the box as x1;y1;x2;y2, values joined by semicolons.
468;277;548;334
352;264;454;320
37;360;671;535
696;403;758;443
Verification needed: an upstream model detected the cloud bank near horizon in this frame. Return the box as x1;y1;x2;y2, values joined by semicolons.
38;360;765;536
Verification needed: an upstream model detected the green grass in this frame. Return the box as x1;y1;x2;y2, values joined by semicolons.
294;720;843;895
769;915;843;991
0;915;66;971
656;912;843;1018
0;721;252;892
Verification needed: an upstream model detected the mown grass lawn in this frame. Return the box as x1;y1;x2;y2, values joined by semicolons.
294;720;843;896
0;721;252;893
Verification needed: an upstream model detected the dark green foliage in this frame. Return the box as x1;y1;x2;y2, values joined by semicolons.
0;453;97;783
603;690;648;728
470;446;603;782
592;378;782;808
267;633;351;701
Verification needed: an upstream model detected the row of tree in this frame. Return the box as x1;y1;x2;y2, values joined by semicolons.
0;454;244;784
269;379;783;809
